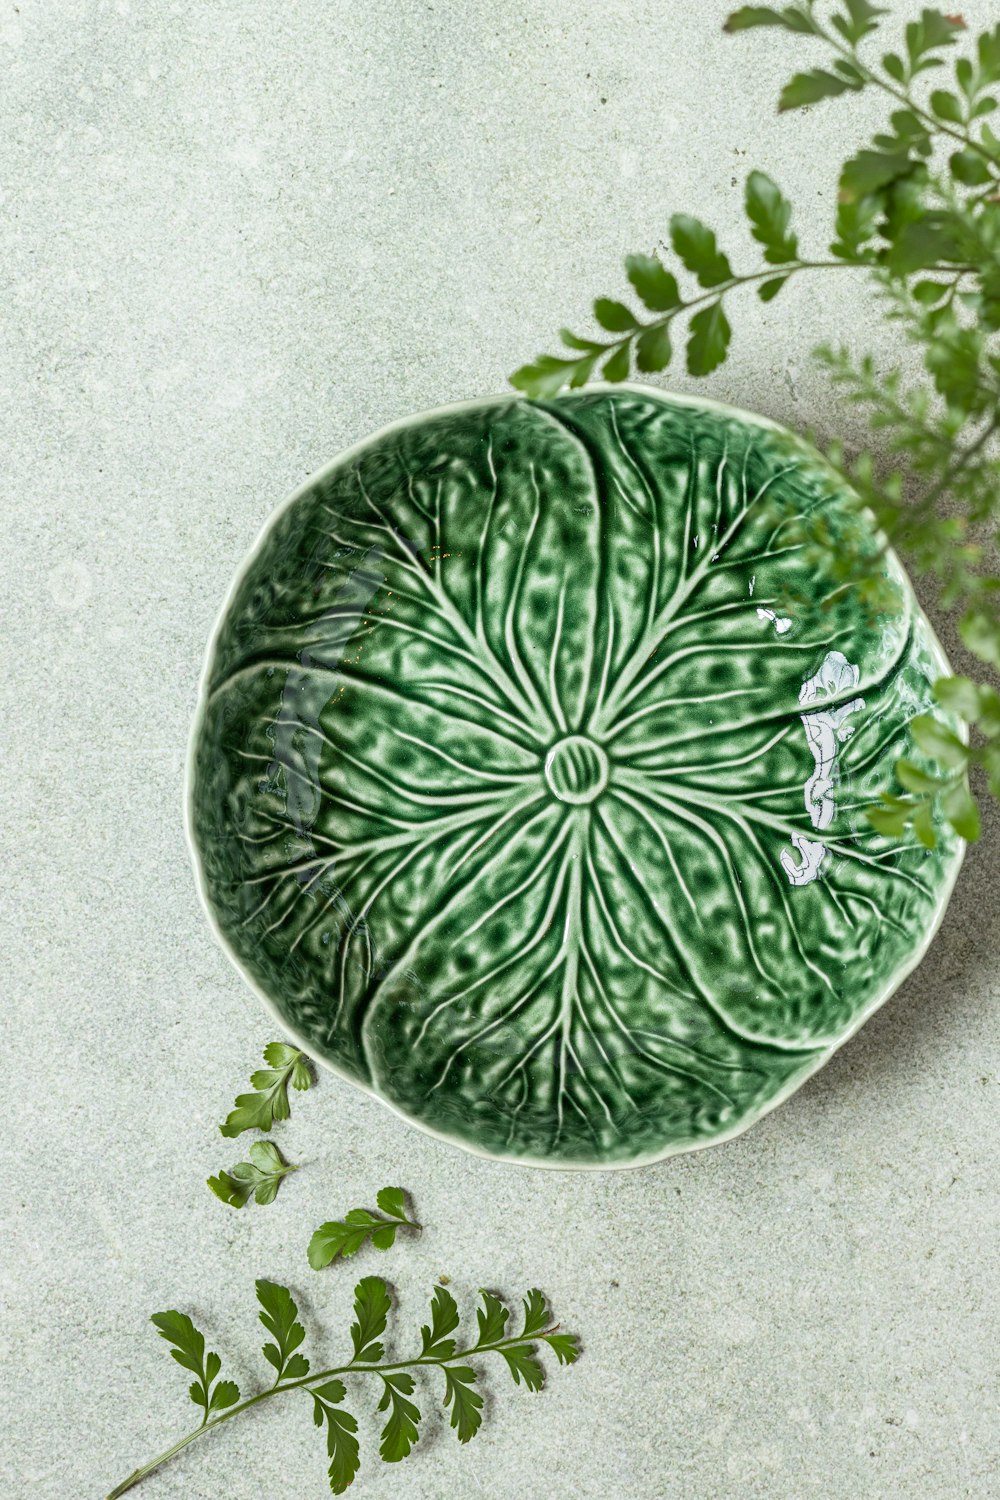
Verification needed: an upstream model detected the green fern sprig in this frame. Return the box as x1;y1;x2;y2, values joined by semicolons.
106;1278;578;1498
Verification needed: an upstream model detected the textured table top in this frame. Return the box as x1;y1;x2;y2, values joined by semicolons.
4;3;999;1497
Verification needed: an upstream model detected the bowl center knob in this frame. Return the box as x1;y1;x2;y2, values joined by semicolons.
544;735;609;806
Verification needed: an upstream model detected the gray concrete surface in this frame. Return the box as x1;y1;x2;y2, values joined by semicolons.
3;2;999;1497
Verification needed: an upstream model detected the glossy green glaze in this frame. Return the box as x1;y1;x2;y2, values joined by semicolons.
188;388;963;1168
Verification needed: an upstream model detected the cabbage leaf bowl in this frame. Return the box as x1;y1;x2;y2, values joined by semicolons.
187;387;963;1168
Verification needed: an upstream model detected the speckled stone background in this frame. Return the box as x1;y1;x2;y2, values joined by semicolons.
4;3;999;1497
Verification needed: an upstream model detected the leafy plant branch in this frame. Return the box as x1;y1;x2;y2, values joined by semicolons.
106;1278;578;1498
512;256;866;395
775;1;1000;171
512;2;1000;844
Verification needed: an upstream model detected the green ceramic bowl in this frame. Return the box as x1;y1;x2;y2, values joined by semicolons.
187;386;964;1168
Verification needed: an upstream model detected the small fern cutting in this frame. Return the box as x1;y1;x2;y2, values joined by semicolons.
308;1187;420;1267
513;2;1000;843
219;1041;314;1137
106;1277;578;1497
207;1138;299;1208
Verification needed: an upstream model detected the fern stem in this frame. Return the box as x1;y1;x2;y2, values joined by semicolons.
598;256;977;367
811;16;1000;178
105;1326;562;1499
